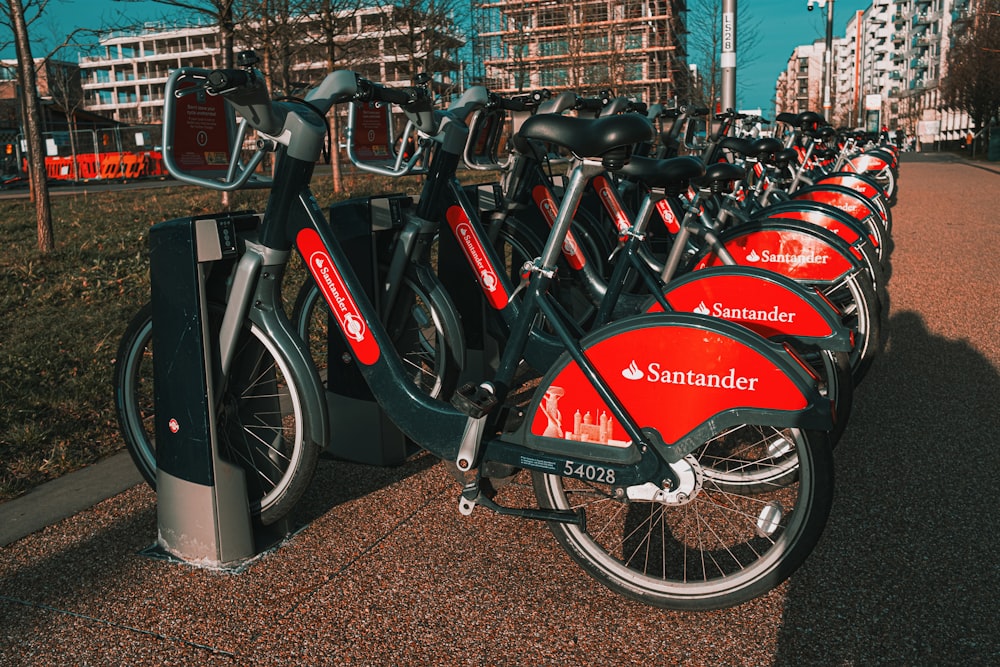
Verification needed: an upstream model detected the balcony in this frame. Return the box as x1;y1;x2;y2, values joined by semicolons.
911;58;928;70
889;71;902;80
912;13;930;26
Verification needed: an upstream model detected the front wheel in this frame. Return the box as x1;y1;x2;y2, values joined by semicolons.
532;427;834;610
113;303;320;525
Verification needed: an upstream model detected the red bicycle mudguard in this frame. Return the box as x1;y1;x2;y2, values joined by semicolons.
761;205;872;262
513;313;832;459
649;266;852;351
693;221;860;284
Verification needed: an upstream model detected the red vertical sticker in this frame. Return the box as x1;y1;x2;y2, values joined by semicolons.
531;184;587;270
445;205;511;309
593;175;632;234
296;228;381;365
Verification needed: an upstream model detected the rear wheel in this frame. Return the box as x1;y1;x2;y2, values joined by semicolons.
532;427;833;610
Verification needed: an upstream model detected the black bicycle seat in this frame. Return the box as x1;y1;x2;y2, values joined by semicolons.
750;137;783;158
693;162;745;193
719;137;755;156
514;113;654;169
619;155;705;189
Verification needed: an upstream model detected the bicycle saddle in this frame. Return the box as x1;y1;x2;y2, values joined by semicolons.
693;161;745;193
514;113;655;169
774;148;800;167
719;137;755;156
619;155;705;190
796;111;826;132
750;137;783;158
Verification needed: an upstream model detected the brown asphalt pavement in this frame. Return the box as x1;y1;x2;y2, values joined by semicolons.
1;152;998;665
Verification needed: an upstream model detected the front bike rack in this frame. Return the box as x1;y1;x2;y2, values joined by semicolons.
145;213;274;568
323;196;414;466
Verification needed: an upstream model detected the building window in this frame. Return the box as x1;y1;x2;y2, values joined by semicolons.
539;39;569;57
539;67;567;87
538;7;568;28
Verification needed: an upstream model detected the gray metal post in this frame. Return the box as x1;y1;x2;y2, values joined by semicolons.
823;0;834;118
721;0;737;112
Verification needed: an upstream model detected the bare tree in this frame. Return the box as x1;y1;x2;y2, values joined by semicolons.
3;0;54;252
235;0;315;96
292;0;363;193
941;1;1000;146
375;0;466;97
683;0;761;109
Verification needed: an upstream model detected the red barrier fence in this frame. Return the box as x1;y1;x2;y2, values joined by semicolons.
43;151;167;181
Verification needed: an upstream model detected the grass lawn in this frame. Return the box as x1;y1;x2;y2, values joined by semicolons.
0;171;432;501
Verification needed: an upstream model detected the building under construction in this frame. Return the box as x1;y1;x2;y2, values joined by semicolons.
472;0;689;105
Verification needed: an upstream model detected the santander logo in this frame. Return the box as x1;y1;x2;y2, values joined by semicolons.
621;359;760;391
532;185;586;270
297;228;380;365
746;248;828;265
621;360;644;380
594;176;631;233
446;206;508;309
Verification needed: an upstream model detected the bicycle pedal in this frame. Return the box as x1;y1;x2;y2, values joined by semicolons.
451;382;498;419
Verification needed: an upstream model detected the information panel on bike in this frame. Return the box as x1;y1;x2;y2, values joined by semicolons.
165;76;236;176
350;101;396;163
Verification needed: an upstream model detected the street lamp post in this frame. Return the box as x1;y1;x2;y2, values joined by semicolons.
721;0;737;112
807;0;834;120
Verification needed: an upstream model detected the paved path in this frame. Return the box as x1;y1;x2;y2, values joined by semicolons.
1;153;997;665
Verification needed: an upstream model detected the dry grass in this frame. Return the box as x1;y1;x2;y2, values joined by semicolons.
0;169;449;500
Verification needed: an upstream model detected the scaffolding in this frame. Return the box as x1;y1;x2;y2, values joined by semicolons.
471;0;688;104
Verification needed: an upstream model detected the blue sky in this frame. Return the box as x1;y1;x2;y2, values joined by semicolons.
9;0;873;118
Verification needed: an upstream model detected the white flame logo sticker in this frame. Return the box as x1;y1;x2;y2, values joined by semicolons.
694;301;711;315
621;360;644;381
746;249;761;262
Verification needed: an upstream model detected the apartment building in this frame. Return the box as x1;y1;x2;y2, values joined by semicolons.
777;0;979;145
78;6;463;125
775;43;826;116
472;0;689;105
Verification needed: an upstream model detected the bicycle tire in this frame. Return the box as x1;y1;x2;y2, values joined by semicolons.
292;264;463;401
113;302;320;525
532;426;834;611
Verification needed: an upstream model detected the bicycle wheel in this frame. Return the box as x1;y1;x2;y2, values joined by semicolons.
532;427;834;611
114;303;156;487
292;265;462;400
113;303;319;525
817;268;882;385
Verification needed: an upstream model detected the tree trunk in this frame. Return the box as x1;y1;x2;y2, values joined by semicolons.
8;0;54;252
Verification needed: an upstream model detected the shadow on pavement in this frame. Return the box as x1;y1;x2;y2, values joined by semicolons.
774;310;1000;665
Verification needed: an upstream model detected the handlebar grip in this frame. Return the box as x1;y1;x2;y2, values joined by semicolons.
358;78;414;106
576;97;605;112
501;98;530;112
206;68;251;93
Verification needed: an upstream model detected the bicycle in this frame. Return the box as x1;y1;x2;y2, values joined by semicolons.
117;58;836;610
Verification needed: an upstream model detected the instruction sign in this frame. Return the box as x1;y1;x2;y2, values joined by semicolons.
169;79;233;173
351;101;393;163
